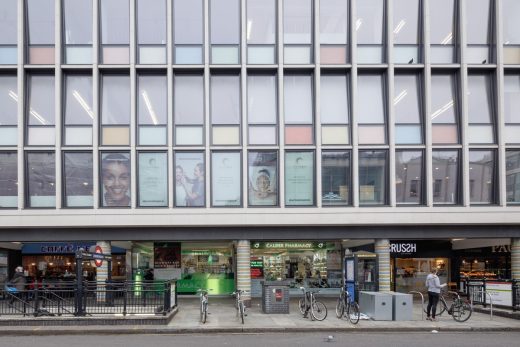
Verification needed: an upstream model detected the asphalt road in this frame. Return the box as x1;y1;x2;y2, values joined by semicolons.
1;332;519;347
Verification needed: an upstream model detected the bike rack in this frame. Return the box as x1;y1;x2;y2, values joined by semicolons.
470;290;493;320
408;291;424;321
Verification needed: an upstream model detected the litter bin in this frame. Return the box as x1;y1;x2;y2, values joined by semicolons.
359;291;392;320
261;281;290;314
389;292;413;321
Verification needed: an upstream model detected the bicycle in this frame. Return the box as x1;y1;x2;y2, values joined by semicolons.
335;286;360;324
298;286;328;321
423;289;472;322
232;289;248;324
197;288;210;323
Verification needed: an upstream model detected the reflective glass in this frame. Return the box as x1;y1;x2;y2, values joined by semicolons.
0;75;18;126
27;0;55;45
63;152;93;207
356;0;384;45
284;0;312;44
395;150;423;205
0;0;17;45
321;74;349;124
430;0;456;63
394;74;422;124
100;0;130;45
284;74;313;124
469;150;496;204
466;0;492;63
504;75;520;124
247;0;276;44
138;75;167;125
64;74;93;125
63;0;93;45
359;150;387;205
431;74;458;124
101;75;130;125
137;0;166;45
27;75;55;126
467;74;495;143
26;152;56;208
506;150;520;204
322;150;350;206
432;150;460;205
320;0;348;44
357;74;385;124
0;151;17;208
210;0;240;44
174;0;203;44
174;74;204;125
211;75;241;125
247;74;277;124
503;0;520;45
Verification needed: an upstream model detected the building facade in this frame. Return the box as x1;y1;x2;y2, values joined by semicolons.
1;0;520;299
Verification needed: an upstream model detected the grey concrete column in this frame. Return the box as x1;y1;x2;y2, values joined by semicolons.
512;238;520;281
96;241;111;302
375;239;391;292
236;240;251;306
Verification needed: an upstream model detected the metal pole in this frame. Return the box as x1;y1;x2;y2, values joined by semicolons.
408;291;425;321
75;249;84;316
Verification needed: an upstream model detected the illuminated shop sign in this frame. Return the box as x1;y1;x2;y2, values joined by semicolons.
390;243;417;254
251;242;326;250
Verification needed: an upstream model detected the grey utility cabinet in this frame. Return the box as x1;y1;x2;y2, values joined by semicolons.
359;291;392;321
261;281;290;314
389;292;413;321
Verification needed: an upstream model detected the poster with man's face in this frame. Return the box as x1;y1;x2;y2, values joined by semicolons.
248;151;277;206
101;152;131;207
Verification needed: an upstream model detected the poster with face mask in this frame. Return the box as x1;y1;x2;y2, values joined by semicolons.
138;152;168;207
285;151;314;206
101;152;131;207
248;151;277;206
211;152;241;206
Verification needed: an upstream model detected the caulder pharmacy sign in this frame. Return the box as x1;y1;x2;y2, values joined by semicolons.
252;242;325;250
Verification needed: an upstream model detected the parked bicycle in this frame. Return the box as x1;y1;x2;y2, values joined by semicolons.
335;286;360;324
423;289;472;322
298;287;327;321
232;289;248;324
197;288;211;323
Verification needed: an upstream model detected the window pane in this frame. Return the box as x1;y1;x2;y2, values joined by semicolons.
432;150;460;204
0;0;17;45
503;0;520;45
100;0;130;45
467;74;494;125
393;0;420;44
63;152;93;207
430;0;456;63
0;152;17;208
138;152;168;207
504;75;520;124
285;151;314;206
467;0;491;44
321;74;349;124
211;151;241;206
175;152;205;207
26;152;55;208
102;75;130;125
359;150;387;205
0;75;18;125
506;150;520;203
248;151;278;206
248;74;277;124
357;74;385;124
100;152;131;207
27;75;55;125
174;74;204;125
284;74;313;124
138;75;167;125
356;0;384;45
210;0;240;44
174;0;203;44
394;74;422;124
64;74;93;125
137;0;166;45
284;0;312;44
27;0;54;45
431;74;458;124
63;0;92;45
469;150;496;204
247;0;276;44
322;150;350;206
395;150;423;205
320;0;348;44
211;75;240;125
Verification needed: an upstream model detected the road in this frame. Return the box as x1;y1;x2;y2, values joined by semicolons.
0;332;519;347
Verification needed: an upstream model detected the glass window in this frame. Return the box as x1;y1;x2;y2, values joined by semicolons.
26;151;55;208
137;0;167;64
247;0;276;64
63;0;93;64
100;0;130;64
285;151;315;206
248;151;278;206
0;75;18;125
467;74;495;144
356;0;385;64
0;0;18;64
0;151;17;208
504;74;520;143
503;0;520;64
26;0;55;64
63;152;93;208
174;74;204;146
322;150;350;206
26;75;55;146
138;75;167;146
321;74;349;124
63;74;93;146
393;0;421;64
174;0;204;64
284;74;313;124
359;150;388;205
101;75;130;146
429;0;457;63
395;150;423;205
175;151;205;207
506;150;520;204
248;74;277;124
394;74;423;144
210;74;241;127
320;0;349;64
138;152;168;207
357;74;386;144
432;150;460;205
431;74;459;144
469;150;496;205
211;151;241;207
284;0;313;64
210;0;240;64
466;0;493;64
100;152;131;207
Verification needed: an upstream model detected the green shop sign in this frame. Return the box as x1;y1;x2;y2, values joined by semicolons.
251;241;329;250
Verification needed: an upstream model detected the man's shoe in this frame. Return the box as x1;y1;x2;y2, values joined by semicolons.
426;317;431;321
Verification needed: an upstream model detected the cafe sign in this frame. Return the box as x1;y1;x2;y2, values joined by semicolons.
251;242;326;250
390;243;417;254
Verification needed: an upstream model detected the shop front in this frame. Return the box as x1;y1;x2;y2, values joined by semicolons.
250;241;343;296
390;240;452;293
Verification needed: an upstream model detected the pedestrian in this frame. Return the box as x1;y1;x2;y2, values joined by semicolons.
425;268;447;321
8;266;27;304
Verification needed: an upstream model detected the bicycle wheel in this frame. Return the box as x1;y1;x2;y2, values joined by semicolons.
347;302;360;325
423;298;447;316
451;301;472;323
298;298;306;315
311;301;328;321
335;298;344;319
239;302;245;324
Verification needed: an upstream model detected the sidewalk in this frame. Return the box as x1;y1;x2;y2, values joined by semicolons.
0;297;519;335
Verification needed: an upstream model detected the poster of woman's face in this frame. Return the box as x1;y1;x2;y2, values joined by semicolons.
175;152;205;207
248;152;278;206
101;152;131;207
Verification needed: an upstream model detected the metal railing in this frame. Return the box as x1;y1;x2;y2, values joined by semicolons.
408;291;425;321
470;290;493;320
513;280;520;312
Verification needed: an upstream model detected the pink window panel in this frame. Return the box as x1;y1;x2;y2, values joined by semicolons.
285;126;313;145
432;124;459;144
29;47;55;65
320;46;347;65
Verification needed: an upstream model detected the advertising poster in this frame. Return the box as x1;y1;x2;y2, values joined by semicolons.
100;152;131;207
250;257;264;279
285;151;314;206
138;152;168;207
248;151;278;206
154;242;182;280
175;152;205;207
485;282;513;307
212;152;241;206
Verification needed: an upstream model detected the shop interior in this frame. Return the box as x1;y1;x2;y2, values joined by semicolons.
393;257;450;293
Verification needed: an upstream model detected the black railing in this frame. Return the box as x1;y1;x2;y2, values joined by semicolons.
0;280;177;317
513;280;520;312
